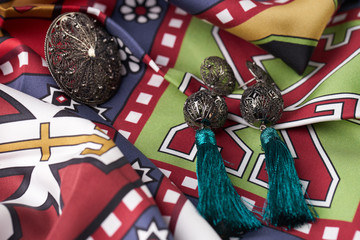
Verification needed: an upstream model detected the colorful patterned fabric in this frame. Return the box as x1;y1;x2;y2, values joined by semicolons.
0;0;359;239
171;0;343;74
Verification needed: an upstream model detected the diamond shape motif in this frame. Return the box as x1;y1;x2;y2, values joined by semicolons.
101;213;121;237
125;111;142;124
216;9;233;24
163;189;180;204
123;189;143;211
322;226;339;240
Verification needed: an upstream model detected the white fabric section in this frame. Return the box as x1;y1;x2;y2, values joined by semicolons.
174;200;220;240
0;205;14;240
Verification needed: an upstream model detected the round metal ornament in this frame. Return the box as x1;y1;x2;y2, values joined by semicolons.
183;90;228;129
200;56;236;96
240;62;284;127
44;12;122;105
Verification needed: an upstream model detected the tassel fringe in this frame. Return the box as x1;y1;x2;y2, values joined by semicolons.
195;128;261;238
260;127;316;228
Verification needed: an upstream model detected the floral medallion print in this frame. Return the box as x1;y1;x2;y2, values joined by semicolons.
117;38;141;76
120;0;162;24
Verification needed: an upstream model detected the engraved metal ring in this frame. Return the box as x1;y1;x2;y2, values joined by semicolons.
44;12;122;105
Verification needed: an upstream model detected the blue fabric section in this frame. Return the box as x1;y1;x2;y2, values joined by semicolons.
113;131;165;195
123;206;174;240
110;0;169;54
105;17;146;59
7;75;56;98
242;226;302;240
169;0;222;15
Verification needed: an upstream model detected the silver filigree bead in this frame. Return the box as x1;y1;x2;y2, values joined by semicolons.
44;12;122;105
240;63;284;127
200;56;236;96
184;90;228;129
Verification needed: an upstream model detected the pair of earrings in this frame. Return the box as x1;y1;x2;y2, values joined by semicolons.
183;56;316;238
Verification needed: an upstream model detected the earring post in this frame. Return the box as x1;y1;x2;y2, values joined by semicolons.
238;77;256;89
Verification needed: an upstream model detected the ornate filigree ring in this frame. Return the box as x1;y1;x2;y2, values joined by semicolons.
44;12;122;105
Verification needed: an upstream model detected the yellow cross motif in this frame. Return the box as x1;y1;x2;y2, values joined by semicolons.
0;123;116;161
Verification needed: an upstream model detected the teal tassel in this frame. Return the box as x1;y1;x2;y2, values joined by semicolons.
260;127;316;228
195;128;262;238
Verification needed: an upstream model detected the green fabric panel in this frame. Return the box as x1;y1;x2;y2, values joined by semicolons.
312;120;360;221
323;20;360;45
301;53;360;105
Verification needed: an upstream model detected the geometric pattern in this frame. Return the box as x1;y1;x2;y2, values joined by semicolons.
131;158;156;183
0;1;359;240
